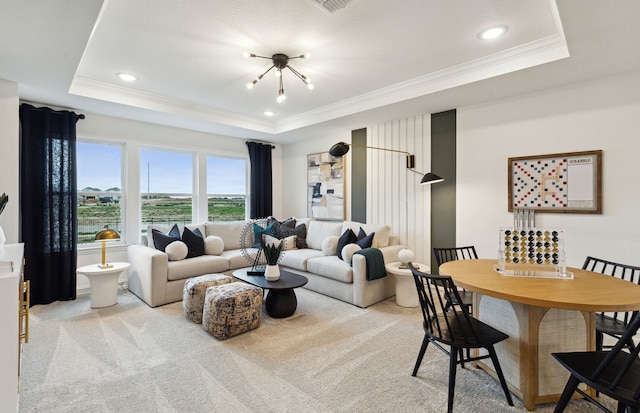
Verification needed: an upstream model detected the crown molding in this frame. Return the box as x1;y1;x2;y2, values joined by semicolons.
69;76;277;134
275;33;568;134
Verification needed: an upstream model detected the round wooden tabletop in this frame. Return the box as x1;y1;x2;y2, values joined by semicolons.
439;259;640;312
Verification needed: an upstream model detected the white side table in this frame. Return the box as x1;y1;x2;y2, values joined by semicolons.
77;262;130;308
385;262;430;307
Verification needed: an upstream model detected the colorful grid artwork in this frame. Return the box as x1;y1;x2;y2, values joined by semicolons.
512;158;568;209
500;228;564;265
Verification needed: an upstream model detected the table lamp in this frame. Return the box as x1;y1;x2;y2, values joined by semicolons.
397;248;416;269
95;225;120;269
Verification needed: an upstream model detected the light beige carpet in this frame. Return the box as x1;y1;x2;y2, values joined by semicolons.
19;287;614;413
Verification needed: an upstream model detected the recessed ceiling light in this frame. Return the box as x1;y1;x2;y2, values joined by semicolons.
263;111;275;117
478;25;508;40
117;72;137;82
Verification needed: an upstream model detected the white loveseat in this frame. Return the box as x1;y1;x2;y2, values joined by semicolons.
127;218;403;308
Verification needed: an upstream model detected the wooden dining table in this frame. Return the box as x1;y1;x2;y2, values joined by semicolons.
439;259;640;411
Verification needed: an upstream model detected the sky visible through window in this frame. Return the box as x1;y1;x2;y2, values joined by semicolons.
77;141;121;190
140;149;193;194
207;156;246;195
77;143;246;194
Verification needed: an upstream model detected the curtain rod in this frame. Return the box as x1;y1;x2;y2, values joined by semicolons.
246;140;275;149
20;100;85;119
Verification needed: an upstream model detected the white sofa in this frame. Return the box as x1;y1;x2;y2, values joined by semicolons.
127;218;403;308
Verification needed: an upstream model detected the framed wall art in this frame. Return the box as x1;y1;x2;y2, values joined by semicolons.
508;150;602;214
307;151;345;220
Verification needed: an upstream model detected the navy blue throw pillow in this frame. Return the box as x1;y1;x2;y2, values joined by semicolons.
152;224;180;252
182;227;205;258
356;230;375;249
336;228;357;259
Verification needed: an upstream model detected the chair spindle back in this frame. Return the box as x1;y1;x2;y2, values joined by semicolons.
583;256;640;324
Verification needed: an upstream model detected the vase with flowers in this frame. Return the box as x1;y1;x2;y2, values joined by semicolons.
262;240;283;281
0;193;7;246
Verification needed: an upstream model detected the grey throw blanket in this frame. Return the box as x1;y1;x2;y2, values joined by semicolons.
354;248;386;281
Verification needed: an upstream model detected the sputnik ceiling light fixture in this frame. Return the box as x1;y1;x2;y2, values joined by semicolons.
244;52;313;103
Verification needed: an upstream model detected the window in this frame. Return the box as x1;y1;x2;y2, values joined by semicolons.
76;140;124;245
207;155;247;221
140;148;194;231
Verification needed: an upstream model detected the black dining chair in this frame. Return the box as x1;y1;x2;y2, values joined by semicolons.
409;263;513;413
552;311;640;413
433;246;478;312
582;256;640;352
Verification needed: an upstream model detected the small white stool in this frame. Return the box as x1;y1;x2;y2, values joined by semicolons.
385;262;430;307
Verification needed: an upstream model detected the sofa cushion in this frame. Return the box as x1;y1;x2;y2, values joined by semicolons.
322;235;339;256
278;223;308;249
336;228;357;259
165;240;188;261
341;243;362;264
167;255;229;281
355;229;375;249
342;221;391;248
278;248;324;271
268;217;296;231
205;221;247;250
151;224;181;251
306;220;342;250
306;256;353;283
204;235;224;255
221;249;252;270
182;227;205;258
265;234;296;250
253;222;278;247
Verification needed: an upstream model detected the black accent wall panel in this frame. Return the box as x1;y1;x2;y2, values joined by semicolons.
431;110;456;273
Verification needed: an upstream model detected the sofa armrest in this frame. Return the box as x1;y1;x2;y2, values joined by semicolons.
351;244;404;307
127;244;169;307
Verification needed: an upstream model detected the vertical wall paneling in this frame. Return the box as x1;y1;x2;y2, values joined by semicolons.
430;110;457;273
351;128;367;222
366;114;432;265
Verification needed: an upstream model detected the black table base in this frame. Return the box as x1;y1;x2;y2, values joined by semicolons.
265;288;298;318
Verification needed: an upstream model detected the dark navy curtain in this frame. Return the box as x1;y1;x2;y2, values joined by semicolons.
246;141;274;219
20;103;84;305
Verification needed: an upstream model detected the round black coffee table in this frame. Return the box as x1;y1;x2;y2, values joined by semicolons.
232;267;308;318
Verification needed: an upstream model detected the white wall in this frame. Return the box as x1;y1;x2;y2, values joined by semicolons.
457;70;640;268
0;79;19;243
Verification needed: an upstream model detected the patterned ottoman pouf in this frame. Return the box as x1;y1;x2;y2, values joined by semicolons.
183;274;233;323
202;283;263;339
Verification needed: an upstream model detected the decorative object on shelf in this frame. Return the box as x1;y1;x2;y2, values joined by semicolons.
497;227;571;279
95;225;121;269
244;52;313;102
0;192;7;246
508;150;602;214
329;141;443;185
307;151;345;220
397;248;416;269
